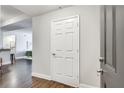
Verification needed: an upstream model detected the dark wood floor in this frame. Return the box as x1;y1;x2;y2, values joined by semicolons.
32;77;72;88
0;60;72;88
0;60;32;88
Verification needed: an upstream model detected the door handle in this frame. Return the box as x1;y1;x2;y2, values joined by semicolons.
99;57;104;63
97;69;104;75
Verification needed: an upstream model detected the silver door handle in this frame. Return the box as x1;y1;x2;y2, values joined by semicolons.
99;57;104;63
97;69;104;74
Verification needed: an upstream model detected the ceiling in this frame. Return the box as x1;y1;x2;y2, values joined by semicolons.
0;5;24;24
1;19;32;31
0;5;71;31
12;5;71;16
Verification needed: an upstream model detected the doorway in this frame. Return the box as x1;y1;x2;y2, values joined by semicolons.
51;15;79;87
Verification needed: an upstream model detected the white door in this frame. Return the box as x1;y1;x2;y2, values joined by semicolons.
51;15;79;87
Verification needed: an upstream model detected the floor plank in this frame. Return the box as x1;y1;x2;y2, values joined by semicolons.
0;60;32;88
32;77;73;88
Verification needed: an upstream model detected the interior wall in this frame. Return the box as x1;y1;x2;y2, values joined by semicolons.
3;28;32;58
32;6;100;87
0;30;2;49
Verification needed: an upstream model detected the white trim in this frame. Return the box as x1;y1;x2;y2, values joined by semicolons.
16;56;32;60
32;72;51;80
79;83;99;88
16;56;26;59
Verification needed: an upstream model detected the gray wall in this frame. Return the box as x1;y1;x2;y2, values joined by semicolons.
32;6;100;87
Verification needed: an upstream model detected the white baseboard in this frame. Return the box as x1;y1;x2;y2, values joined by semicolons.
32;72;51;80
16;56;32;60
79;83;99;88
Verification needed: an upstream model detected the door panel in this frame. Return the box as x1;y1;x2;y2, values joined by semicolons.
55;34;65;50
105;6;116;69
55;58;65;75
64;58;73;77
100;5;124;88
51;16;79;87
106;6;114;67
65;34;73;50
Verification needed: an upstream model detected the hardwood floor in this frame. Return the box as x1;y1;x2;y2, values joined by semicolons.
32;77;73;88
0;59;32;88
0;60;73;88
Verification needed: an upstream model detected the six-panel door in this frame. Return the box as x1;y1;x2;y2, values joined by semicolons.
51;16;79;87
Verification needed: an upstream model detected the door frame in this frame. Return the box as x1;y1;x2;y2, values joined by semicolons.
50;15;79;87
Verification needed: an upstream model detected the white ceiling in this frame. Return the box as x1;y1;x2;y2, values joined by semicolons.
0;5;71;23
12;5;71;16
0;5;70;31
1;19;32;31
0;5;24;23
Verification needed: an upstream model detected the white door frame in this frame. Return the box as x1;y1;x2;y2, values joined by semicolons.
50;15;79;87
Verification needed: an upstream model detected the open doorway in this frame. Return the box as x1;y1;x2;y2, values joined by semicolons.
2;19;32;63
0;5;32;88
